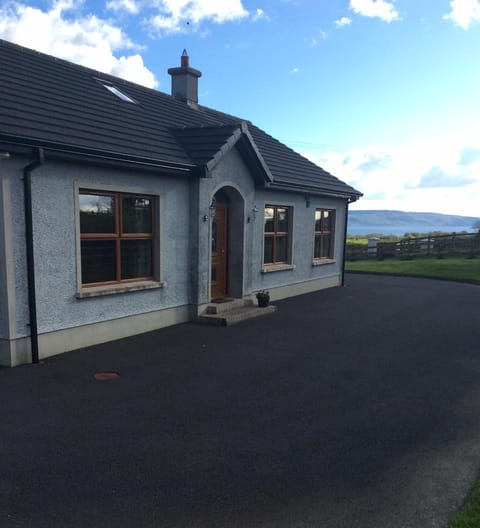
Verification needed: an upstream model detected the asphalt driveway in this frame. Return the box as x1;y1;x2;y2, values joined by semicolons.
2;274;480;528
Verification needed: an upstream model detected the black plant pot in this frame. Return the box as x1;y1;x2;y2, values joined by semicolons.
257;296;270;308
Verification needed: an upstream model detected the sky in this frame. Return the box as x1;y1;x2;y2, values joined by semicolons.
1;0;479;217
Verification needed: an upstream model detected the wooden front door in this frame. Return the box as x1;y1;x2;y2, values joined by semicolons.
211;204;228;299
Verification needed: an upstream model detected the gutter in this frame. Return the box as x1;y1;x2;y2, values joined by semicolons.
266;182;362;202
23;147;44;364
0;134;195;174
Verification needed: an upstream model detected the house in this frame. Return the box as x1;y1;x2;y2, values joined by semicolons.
0;40;362;367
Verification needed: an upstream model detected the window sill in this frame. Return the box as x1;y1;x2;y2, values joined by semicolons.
262;263;296;274
312;258;336;266
77;280;165;299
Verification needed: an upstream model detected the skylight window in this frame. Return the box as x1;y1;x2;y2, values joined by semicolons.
97;79;137;103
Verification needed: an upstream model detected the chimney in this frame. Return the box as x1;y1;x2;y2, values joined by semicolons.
168;49;202;107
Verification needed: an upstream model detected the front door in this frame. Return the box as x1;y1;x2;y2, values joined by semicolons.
211;204;228;299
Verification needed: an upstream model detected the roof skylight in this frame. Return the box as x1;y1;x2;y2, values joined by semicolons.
97;79;137;103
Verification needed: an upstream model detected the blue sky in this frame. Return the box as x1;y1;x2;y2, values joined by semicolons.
1;0;479;217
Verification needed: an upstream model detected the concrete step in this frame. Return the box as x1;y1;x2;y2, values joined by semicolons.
198;304;277;326
205;297;254;315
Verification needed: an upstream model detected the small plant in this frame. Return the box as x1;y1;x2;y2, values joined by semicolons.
255;290;270;307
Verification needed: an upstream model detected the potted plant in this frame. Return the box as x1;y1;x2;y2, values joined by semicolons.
255;290;270;308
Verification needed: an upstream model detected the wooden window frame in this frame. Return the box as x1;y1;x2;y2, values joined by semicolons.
79;189;155;287
314;208;336;260
264;205;292;265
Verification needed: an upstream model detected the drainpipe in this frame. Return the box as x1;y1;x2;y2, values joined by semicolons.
23;147;44;364
341;200;349;287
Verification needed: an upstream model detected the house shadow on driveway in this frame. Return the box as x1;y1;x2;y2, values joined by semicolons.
2;274;480;528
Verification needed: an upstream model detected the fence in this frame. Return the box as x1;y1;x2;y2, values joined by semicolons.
346;232;480;261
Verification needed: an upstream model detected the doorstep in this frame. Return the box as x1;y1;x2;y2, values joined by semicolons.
198;298;277;326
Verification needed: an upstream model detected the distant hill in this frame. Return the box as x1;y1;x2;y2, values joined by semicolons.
348;210;480;236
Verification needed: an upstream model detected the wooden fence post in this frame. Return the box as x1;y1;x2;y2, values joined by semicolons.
367;237;379;258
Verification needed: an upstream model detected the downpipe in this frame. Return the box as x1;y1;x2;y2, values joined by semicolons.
23;147;44;364
342;201;349;287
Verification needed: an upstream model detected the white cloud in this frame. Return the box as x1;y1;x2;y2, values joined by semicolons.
459;147;480;165
307;30;328;46
413;167;474;188
148;0;248;34
0;0;157;88
349;0;399;22
443;0;480;29
111;54;157;87
302;136;480;217
252;8;269;22
106;0;139;15
291;67;299;73
335;16;352;27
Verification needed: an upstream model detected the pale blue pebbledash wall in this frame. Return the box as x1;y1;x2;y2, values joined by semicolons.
0;164;9;340
197;147;256;305
1;145;346;365
252;188;346;296
200;146;346;303
32;160;192;334
0;158;31;340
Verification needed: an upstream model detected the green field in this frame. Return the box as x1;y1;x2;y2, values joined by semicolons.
448;480;480;527
345;256;480;285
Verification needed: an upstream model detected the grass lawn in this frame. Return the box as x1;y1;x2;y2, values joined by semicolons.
345;256;480;285
346;237;368;245
448;480;480;527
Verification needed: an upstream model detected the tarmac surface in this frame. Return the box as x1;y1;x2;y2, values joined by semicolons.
1;273;480;528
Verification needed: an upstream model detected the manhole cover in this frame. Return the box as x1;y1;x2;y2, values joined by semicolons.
94;372;119;380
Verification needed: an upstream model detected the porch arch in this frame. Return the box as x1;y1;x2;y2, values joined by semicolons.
211;185;245;299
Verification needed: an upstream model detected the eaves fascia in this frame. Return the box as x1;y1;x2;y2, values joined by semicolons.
0;134;196;175
240;122;274;184
201;123;273;187
269;181;363;202
204;127;243;172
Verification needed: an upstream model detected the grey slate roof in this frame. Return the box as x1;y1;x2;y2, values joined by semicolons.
172;125;241;167
0;39;361;200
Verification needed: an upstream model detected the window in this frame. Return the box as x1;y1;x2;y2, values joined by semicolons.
79;190;154;286
264;205;291;264
96;78;137;103
314;209;335;259
104;84;136;103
